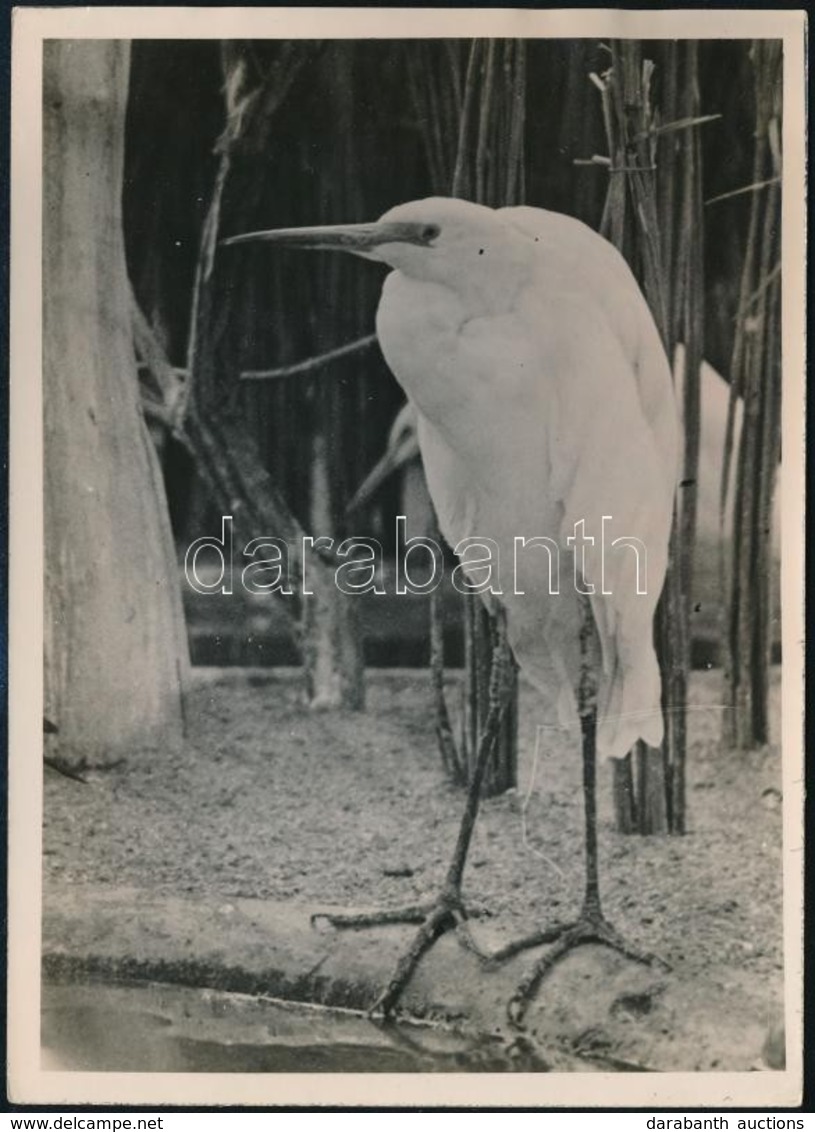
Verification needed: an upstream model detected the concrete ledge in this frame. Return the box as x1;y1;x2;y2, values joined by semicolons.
42;882;776;1072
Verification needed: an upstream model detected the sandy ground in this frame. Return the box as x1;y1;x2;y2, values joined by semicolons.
43;666;784;1072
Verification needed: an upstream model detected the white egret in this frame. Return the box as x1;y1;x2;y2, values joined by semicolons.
224;197;680;1023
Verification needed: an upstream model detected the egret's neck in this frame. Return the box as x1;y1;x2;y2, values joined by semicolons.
375;231;536;436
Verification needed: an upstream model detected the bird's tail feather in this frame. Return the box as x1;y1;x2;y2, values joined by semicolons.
596;651;664;760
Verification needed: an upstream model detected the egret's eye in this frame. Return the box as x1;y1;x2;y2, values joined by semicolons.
421;223;441;244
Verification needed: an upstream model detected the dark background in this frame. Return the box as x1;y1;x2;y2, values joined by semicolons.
122;39;759;553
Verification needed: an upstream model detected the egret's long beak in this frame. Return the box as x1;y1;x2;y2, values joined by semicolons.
222;220;436;255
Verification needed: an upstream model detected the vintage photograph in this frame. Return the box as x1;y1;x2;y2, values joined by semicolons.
8;6;805;1109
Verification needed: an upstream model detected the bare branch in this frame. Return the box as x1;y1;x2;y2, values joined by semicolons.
240;333;378;382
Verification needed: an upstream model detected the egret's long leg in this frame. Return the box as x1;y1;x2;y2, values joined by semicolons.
502;704;666;1026
368;681;509;1016
487;596;668;1028
313;620;512;1017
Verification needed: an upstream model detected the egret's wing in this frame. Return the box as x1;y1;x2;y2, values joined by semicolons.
415;413;479;552
500;206;680;497
501;205;680;756
536;301;673;759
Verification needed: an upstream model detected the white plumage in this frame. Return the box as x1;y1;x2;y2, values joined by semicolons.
371;198;679;759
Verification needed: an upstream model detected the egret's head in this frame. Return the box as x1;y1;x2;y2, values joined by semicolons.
364;198;512;280
222;197;529;291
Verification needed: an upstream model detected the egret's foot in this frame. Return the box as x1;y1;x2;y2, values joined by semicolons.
312;889;487;1017
494;907;669;1028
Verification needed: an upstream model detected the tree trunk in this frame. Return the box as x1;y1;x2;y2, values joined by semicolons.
302;429;365;710
44;40;189;767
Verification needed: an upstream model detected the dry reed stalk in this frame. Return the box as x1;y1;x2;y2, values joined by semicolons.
180;41;366;709
589;40;708;834
721;40;782;748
